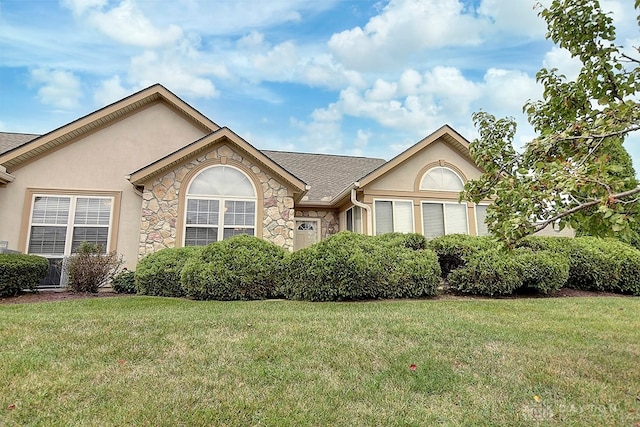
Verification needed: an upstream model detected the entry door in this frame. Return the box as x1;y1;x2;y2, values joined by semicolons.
295;219;320;250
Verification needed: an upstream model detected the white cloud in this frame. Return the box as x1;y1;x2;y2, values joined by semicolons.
87;0;183;48
328;0;486;71
478;0;546;38
128;50;218;99
542;47;582;80
61;0;107;16
482;68;540;112
30;68;82;109
93;75;131;106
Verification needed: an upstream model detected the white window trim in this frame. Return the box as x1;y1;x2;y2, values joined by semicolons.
26;194;115;257
421;201;469;237
420;166;465;192
373;199;415;235
294;218;321;237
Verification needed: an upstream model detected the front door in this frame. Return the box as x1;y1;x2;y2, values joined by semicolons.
294;219;320;250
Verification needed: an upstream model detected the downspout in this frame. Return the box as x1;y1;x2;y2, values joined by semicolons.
350;182;373;236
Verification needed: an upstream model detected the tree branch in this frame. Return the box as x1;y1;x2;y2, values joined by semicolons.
533;186;640;233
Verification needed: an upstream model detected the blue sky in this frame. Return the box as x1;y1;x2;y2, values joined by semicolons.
1;0;639;169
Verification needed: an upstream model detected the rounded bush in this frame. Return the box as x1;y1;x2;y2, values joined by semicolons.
181;235;287;300
427;234;498;277
135;246;202;297
567;237;640;295
515;248;569;294
282;232;440;301
374;232;429;250
111;269;136;294
0;253;49;296
447;249;522;296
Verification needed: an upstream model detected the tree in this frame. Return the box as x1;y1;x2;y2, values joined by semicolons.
463;0;640;246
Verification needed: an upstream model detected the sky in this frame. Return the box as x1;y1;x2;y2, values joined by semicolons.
1;0;639;170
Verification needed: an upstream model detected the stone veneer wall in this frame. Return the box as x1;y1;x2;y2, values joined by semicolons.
295;209;339;239
139;144;295;257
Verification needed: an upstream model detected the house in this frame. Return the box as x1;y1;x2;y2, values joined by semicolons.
0;84;490;288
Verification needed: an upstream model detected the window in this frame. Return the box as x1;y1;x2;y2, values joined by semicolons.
374;200;413;235
420;167;464;191
421;202;468;238
475;204;490;236
184;165;256;246
345;206;362;233
27;194;115;287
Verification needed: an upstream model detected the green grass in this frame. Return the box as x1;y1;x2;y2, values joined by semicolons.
1;296;639;426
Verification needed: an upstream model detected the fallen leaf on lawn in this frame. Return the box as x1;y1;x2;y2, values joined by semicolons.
8;404;15;410
409;364;417;371
118;359;126;365
533;395;541;402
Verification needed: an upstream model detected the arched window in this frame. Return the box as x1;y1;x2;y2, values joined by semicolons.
420;167;464;191
184;165;256;246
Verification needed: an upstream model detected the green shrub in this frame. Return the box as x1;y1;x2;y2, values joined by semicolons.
567;237;640;295
136;246;202;297
515;249;569;294
181;235;287;300
515;236;573;255
282;232;440;301
427;234;498;277
374;232;429;250
0;253;49;296
447;249;523;296
65;242;123;293
111;269;136;294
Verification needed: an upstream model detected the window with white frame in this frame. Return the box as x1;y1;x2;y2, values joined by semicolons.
28;195;113;256
420;166;464;191
27;194;114;287
475;204;490;236
345;206;362;233
184;165;256;246
374;200;413;235
421;202;468;238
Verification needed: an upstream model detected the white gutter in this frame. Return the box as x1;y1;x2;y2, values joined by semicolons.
0;166;15;184
351;182;373;236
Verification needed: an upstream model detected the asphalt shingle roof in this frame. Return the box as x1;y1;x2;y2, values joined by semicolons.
0;131;386;203
263;150;386;202
0;132;39;155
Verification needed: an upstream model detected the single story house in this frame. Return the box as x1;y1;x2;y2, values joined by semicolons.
0;84;492;287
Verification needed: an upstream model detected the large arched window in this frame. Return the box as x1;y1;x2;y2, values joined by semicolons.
184;165;257;246
420;166;464;191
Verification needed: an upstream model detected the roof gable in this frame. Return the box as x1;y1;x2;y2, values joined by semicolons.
357;125;477;188
128;127;308;197
0;84;219;171
0;132;40;155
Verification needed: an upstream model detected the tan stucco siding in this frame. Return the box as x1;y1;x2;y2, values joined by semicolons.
138;143;296;256
367;139;481;192
0;102;208;269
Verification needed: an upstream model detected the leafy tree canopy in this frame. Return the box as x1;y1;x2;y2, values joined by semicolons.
463;0;640;246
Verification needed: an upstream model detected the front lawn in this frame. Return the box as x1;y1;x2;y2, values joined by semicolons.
1;296;638;426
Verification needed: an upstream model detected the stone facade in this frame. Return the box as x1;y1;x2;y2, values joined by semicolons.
294;209;339;239
139;144;295;257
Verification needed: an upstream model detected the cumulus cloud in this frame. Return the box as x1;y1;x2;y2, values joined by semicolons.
30;68;82;109
87;0;183;48
128;50;218;98
328;0;486;71
93;75;132;106
61;0;107;16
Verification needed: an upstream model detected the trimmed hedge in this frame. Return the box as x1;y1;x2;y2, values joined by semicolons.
427;234;497;277
0;253;49;296
447;249;523;296
516;249;569;294
281;232;441;301
181;235;288;300
111;269;137;294
566;237;640;295
136;246;202;297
